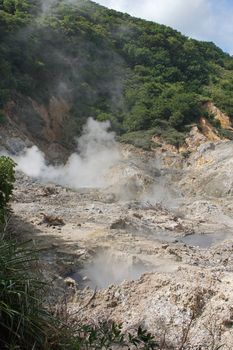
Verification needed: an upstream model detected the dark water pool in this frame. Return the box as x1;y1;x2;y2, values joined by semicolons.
180;232;231;248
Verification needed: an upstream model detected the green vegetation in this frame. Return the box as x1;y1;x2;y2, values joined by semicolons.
1;0;233;146
0;156;15;224
53;321;159;349
218;128;233;140
0;110;6;124
0;240;56;349
119;129;156;150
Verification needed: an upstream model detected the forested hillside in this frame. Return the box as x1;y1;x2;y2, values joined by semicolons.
1;0;233;147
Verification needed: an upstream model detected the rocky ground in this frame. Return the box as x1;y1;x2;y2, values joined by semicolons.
9;140;233;349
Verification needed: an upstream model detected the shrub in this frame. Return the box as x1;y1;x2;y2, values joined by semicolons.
218;129;233;140
58;321;159;349
0;110;6;124
0;240;57;350
119;129;156;150
0;156;15;225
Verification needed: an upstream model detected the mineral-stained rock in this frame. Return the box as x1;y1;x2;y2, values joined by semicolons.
181;141;233;197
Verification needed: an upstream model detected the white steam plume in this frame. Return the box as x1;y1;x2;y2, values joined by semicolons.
14;118;121;188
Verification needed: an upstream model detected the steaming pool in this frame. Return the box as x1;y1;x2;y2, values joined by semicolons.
69;250;179;290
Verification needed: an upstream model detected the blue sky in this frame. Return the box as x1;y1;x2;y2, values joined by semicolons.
95;0;233;55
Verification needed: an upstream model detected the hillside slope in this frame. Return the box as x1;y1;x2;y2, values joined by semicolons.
1;0;233;155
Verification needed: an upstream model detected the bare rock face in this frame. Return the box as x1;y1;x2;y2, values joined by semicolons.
181;141;233;198
31;96;71;144
199;117;221;142
3;94;71;161
205;101;233;130
182;103;233;154
185;126;208;151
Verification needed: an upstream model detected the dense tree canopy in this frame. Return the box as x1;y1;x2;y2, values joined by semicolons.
1;0;233;145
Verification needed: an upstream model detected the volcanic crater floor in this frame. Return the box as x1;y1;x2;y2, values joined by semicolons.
9;142;233;349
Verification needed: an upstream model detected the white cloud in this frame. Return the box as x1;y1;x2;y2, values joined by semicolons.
96;0;233;54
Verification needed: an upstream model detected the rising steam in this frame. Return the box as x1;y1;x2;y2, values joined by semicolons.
10;117;181;207
14;118;120;188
